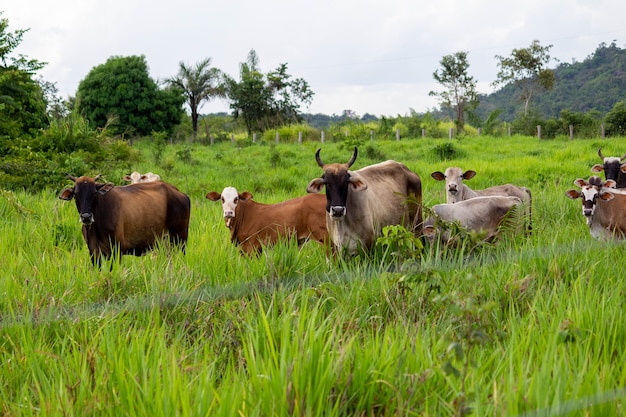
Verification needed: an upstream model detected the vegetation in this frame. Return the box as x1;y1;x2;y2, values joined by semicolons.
76;55;185;137
430;51;478;134
2;135;626;416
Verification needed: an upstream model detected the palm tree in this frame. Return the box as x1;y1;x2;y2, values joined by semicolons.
166;58;225;140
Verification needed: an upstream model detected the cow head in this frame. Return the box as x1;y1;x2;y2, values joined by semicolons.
59;174;114;225
306;147;366;219
431;167;476;200
591;148;626;185
206;186;252;228
124;171;160;184
565;176;616;225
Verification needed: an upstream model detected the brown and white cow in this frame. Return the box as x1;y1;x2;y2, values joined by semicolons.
423;196;525;244
206;186;328;255
565;176;626;240
59;174;190;265
124;171;161;184
591;148;626;188
306;147;423;256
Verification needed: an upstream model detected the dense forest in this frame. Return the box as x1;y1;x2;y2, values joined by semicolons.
475;41;626;122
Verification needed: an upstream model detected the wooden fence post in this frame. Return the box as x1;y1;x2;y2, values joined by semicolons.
275;132;280;144
252;133;256;143
298;131;302;145
321;130;325;143
422;128;426;138
449;128;453;139
601;123;605;139
396;129;400;140
537;125;541;139
569;125;574;140
370;130;374;140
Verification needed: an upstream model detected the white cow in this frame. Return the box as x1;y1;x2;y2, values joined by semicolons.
124;171;161;184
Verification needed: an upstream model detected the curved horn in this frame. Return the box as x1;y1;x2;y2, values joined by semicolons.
94;174;102;181
65;173;77;181
621;153;626;161
315;148;324;168
598;147;605;160
346;147;358;168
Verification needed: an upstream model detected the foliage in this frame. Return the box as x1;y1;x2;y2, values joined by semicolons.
430;51;479;134
226;49;314;136
493;40;557;115
166;58;226;140
76;55;185;137
603;99;626;136
0;12;48;138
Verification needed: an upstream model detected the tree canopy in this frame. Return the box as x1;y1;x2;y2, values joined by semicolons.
76;55;185;137
226;49;314;136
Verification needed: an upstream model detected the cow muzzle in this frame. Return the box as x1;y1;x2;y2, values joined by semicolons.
224;214;234;228
80;212;94;225
330;206;346;218
448;185;458;194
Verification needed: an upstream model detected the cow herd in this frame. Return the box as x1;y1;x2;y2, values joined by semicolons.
59;147;626;266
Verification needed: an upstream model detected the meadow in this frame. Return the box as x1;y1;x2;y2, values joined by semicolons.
1;135;625;416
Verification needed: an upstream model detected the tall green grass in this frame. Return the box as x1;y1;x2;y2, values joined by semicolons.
1;135;625;415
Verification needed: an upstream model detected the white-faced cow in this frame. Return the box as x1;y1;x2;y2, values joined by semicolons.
423;196;524;244
124;171;161;184
59;174;190;265
591;148;626;188
431;166;532;234
565;176;626;240
206;186;328;255
306;147;423;256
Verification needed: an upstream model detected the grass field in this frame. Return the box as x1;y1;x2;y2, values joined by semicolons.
1;135;625;416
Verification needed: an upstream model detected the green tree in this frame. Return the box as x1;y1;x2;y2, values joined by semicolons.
166;58;226;141
493;40;557;115
604;99;626;136
429;51;478;134
226;49;314;136
76;55;184;137
0;12;48;138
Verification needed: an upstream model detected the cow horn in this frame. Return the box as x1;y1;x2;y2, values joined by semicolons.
94;174;102;181
621;153;626;161
65;173;77;181
598;147;605;160
346;147;358;168
315;148;325;168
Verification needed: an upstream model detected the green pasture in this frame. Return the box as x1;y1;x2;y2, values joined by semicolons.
1;135;625;416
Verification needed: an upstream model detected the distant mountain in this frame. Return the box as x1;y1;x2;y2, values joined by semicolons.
475;41;626;122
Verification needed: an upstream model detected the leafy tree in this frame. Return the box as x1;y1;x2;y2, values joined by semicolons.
166;58;226;141
0;12;48;138
429;51;478;134
604;99;626;136
226;49;314;136
76;55;185;137
493;40;557;115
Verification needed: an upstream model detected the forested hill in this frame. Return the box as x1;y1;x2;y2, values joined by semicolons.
475;42;626;122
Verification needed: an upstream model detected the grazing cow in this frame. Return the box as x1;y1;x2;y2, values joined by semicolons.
59;174;190;265
206;186;328;255
423;196;524;244
124;171;161;184
591;148;626;188
306;147;423;256
565;176;626;240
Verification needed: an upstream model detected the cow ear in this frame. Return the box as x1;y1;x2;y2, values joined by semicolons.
591;164;605;173
565;189;581;200
463;170;477;180
431;171;445;181
306;178;325;194
124;175;132;181
206;191;221;201
348;174;367;191
573;178;587;188
97;182;114;195
59;187;75;200
599;191;615;201
240;192;253;200
604;179;617;188
621;164;626;173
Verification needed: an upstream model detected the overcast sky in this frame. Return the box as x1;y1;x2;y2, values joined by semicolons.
3;1;625;117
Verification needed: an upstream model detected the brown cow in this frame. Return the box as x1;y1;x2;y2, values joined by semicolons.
306;147;422;256
565;176;626;240
206;186;328;255
59;174;190;265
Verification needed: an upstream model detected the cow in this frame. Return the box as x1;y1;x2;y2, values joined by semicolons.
59;174;190;265
431;166;532;234
423;196;525;244
206;186;328;255
565;176;626;240
591;148;626;188
124;171;161;184
306;147;423;256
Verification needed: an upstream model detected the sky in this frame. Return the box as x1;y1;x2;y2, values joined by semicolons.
3;0;626;117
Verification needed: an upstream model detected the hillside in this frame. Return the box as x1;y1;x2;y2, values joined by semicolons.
475;41;626;122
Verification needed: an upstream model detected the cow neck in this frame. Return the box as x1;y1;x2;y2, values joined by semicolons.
228;200;248;245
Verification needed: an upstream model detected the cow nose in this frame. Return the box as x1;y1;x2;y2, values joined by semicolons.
448;184;458;193
330;206;346;218
583;208;593;217
224;210;234;218
80;213;94;225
